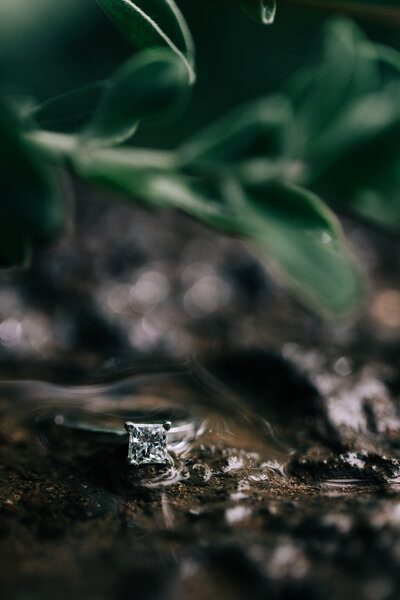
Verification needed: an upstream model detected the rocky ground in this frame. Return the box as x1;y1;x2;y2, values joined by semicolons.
1;183;400;600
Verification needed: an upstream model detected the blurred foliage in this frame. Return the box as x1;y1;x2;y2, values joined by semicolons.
32;49;190;147
0;100;65;268
0;0;399;315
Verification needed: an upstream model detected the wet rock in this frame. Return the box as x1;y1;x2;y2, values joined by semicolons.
288;450;400;488
322;373;400;452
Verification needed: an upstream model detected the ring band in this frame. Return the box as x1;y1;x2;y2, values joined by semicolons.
32;407;200;467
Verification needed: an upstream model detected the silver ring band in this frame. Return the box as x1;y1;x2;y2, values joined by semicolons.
32;407;200;467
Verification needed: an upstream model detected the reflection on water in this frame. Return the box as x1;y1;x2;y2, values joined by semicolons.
321;479;377;491
0;358;290;491
2;353;400;496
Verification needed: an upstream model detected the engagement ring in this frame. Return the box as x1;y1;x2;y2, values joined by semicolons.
33;407;200;468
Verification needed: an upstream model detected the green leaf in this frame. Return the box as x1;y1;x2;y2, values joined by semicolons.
236;0;276;24
178;95;291;165
74;143;361;314
285;19;400;235
84;48;190;147
0;101;66;267
286;18;380;146
31;81;106;133
30;46;190;147
96;0;196;83
348;171;400;234
241;182;362;314
74;145;180;206
313;95;400;233
73;146;228;232
305;82;400;180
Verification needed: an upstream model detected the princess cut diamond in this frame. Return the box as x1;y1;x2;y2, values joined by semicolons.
124;421;172;466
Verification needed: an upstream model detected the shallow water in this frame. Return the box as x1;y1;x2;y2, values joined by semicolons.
2;352;400;495
0;358;291;491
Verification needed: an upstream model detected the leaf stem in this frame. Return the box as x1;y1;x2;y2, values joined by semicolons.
24;131;77;164
25;130;179;171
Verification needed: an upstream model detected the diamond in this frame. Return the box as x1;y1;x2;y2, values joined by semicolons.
124;421;172;466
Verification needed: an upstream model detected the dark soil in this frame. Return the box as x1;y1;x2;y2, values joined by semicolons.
1;183;400;600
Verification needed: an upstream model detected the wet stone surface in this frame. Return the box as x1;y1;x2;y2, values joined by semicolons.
1;190;400;599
